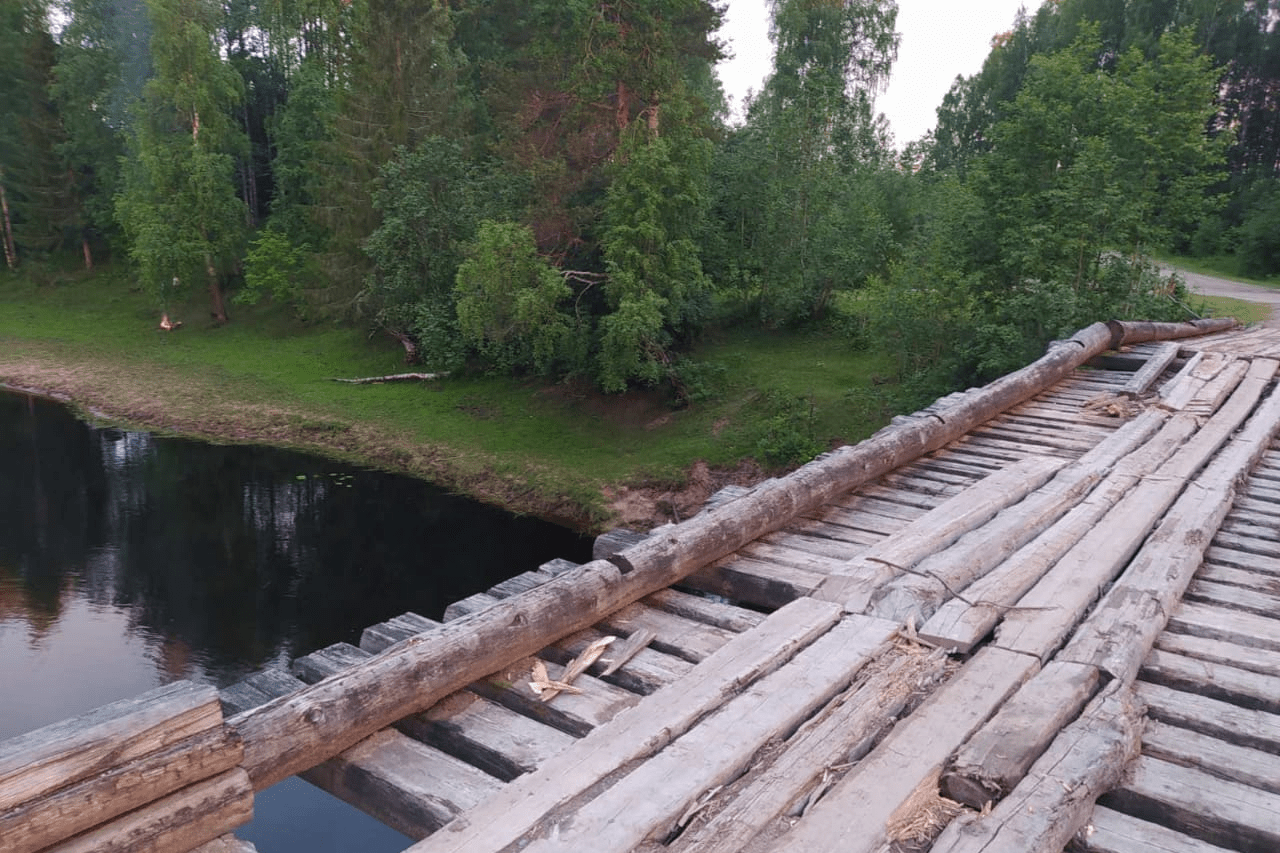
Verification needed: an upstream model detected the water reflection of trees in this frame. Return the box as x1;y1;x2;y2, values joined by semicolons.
0;392;589;686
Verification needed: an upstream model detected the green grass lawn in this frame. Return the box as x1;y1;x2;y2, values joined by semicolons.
0;266;898;527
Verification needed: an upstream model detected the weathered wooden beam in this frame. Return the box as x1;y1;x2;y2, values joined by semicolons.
930;682;1144;853
1076;806;1235;853
0;681;223;814
670;647;949;853
813;456;1068;613
766;646;1039;853
1138;680;1280;755
0;725;243;853
1143;720;1280;798
40;768;253;853
1122;341;1181;396
940;660;1102;809
407;597;845;853
514;616;900;853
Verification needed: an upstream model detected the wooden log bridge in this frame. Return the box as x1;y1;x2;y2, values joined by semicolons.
9;316;1280;852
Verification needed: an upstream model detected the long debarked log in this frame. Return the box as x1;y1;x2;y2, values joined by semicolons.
227;319;1234;790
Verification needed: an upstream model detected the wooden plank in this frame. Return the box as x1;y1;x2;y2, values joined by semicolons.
1140;649;1280;714
1156;630;1280;679
1196;563;1280;596
467;657;641;739
740;537;855;570
670;647;950;853
302;728;503;839
1013;358;1280;673
595;601;735;663
684;557;822;610
0;725;243;853
360;612;440;653
514;615;901;853
929;683;1143;853
1143;720;1280;796
643;588;765;632
1123;341;1181;395
870;408;1165;623
290;640;575;782
43;768;253;853
766;646;1039;853
940;660;1102;809
1213;530;1280;559
1102;754;1280;853
407;597;847;853
1138;680;1280;754
1177;590;1280;633
921;410;1195;652
814;456;1069;612
0;680;223;813
1077;806;1236;853
1204;544;1280;575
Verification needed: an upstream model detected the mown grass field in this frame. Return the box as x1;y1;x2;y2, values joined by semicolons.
0;265;898;528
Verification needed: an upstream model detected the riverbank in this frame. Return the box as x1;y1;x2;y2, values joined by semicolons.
0;268;895;532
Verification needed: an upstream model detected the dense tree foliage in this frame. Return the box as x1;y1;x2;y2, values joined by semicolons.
2;0;1257;414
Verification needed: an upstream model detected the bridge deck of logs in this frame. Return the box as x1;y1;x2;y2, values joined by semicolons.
5;318;1280;853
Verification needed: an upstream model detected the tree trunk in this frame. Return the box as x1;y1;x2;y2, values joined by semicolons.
0;171;16;270
81;230;93;272
204;250;228;324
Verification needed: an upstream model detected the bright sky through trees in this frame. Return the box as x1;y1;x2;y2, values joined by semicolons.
716;0;1036;144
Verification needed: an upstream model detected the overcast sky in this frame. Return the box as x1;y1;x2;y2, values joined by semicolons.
716;0;1039;146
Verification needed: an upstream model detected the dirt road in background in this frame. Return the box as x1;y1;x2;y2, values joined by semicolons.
1174;267;1280;329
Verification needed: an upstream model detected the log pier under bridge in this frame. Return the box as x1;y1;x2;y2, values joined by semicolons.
5;317;1280;853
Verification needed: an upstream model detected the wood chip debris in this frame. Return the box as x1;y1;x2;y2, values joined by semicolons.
529;636;616;702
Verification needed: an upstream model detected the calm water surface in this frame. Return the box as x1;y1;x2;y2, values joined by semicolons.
0;390;592;851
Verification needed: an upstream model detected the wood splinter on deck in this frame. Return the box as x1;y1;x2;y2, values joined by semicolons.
530;636;617;702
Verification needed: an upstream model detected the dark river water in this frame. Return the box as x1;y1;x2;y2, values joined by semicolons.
0;389;592;851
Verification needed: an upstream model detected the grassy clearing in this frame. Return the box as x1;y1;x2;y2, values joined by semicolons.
1191;294;1272;326
1154;251;1280;290
0;265;897;529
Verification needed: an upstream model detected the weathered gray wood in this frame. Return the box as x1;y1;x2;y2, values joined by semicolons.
1143;720;1280;797
360;612;441;653
593;601;735;663
1141;649;1280;714
1103;754;1280;853
941;660;1102;809
921;410;1195;652
644;588;764;632
745;534;864;567
1123;341;1181;395
0;680;223;814
1204;544;1280;575
468;657;640;738
1168;600;1280;652
407;597;846;853
1062;359;1280;681
1138;680;1280;754
1;725;243;853
815;455;1069;612
930;683;1143;853
684;556;824;609
550;625;690;694
287;638;574;782
42;768;253;853
1196;563;1280;596
443;591;500;621
593;527;648;560
871;409;1166;623
767;646;1039;853
1076;806;1236;853
515;615;900;853
1156;631;1280;679
302;728;503;839
1185;578;1280;619
1006;358;1280;669
670;648;950;853
596;628;657;677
